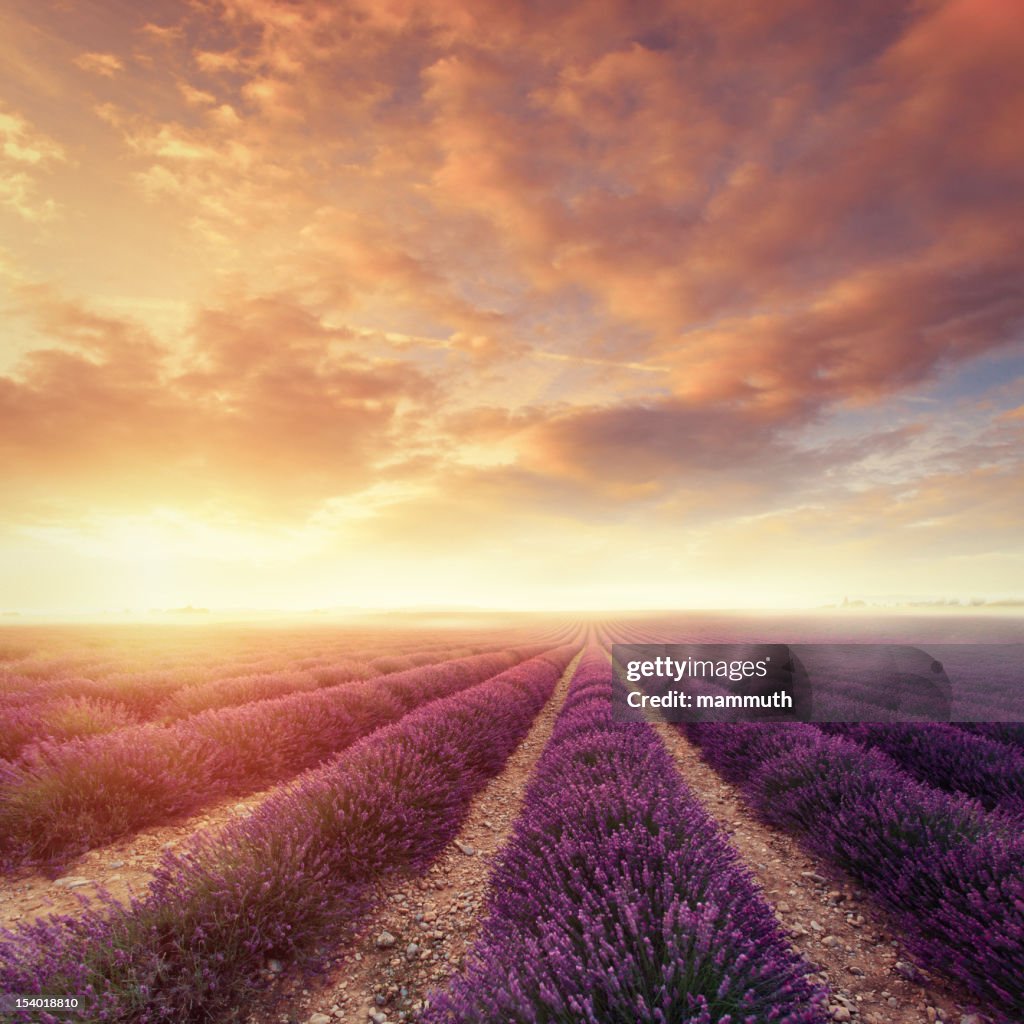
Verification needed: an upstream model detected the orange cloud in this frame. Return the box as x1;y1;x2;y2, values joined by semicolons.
0;287;439;523
1;0;1022;609
73;52;124;77
0;104;66;221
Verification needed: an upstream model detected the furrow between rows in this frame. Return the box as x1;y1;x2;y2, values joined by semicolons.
0;646;578;1023
656;723;974;1024
246;647;586;1024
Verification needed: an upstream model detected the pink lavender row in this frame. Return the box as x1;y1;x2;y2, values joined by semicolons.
0;645;551;871
0;667;376;765
425;651;829;1024
0;630;527;714
683;721;1024;1022
819;722;1024;819
0;636;523;726
0;652;371;712
0;637;533;763
0;696;138;763
0;647;576;1023
151;639;562;721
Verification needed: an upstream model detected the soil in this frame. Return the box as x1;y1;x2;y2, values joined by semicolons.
0;785;279;929
655;722;989;1024
1;654;994;1024
244;650;583;1024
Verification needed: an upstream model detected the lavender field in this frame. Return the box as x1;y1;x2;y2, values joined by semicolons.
0;614;1020;1024
5;0;1023;1018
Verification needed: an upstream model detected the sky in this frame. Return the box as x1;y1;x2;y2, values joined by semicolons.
0;0;1022;615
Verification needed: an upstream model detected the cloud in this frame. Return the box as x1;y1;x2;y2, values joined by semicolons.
1;0;1023;607
0;286;439;522
0;104;66;221
73;52;124;77
86;0;1024;407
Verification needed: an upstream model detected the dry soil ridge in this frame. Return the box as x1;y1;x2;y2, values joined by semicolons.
246;647;586;1024
657;722;988;1024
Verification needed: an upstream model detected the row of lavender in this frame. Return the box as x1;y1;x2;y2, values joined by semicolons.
0;646;576;1022
0;645;553;870
0;635;563;760
819;722;1024;819
0;620;577;692
802;653;1024;723
683;721;1024;1021
426;651;829;1023
961;721;1024;752
150;639;539;721
0;633;479;711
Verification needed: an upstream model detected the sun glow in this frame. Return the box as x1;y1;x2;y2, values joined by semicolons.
0;0;1022;616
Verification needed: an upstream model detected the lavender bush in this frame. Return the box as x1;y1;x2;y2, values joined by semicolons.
0;696;139;763
821;722;1024;817
153;668;322;719
685;722;1024;1021
0;647;575;1023
153;643;515;721
426;651;828;1024
0;636;515;721
959;721;1024;752
0;647;548;870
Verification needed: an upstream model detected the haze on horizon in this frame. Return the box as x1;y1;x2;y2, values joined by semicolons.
1;0;1022;616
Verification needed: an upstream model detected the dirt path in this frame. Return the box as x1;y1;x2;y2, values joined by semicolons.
0;785;282;929
246;649;583;1024
656;723;983;1024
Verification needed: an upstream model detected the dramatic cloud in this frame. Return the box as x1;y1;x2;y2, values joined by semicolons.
0;0;1021;611
0;285;438;521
